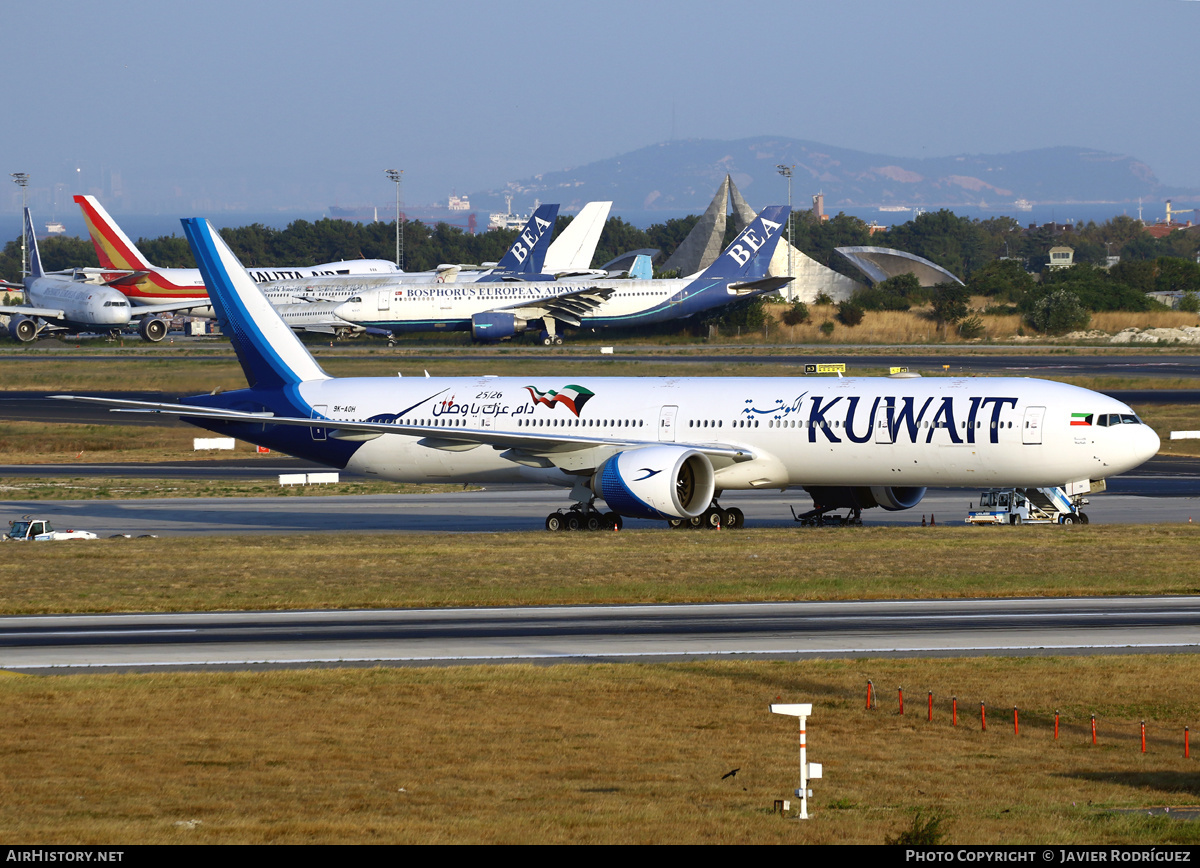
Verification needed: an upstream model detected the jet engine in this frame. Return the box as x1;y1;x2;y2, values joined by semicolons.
803;485;927;512
471;311;525;342
6;315;38;343
591;446;715;520
138;317;168;342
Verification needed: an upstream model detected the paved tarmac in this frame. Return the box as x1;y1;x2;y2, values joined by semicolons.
2;596;1197;672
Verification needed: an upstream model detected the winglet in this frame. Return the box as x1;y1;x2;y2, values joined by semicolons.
696;205;790;281
181;217;329;389
24;208;43;280
494;204;560;273
74;194;152;271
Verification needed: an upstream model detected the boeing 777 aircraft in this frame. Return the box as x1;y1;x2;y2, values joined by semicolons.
1;209;207;342
331;206;794;344
53;217;1160;531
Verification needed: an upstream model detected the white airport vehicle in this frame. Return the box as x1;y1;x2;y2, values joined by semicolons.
5;516;98;541
52;217;1161;532
1;209;208;342
966;483;1094;525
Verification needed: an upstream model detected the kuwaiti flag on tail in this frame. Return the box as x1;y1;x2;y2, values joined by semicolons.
1071;413;1093;426
524;384;596;416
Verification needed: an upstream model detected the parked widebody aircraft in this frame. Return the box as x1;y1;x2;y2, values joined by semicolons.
331;205;795;344
53;217;1160;531
1;209;207;342
75;195;563;336
75;195;401;306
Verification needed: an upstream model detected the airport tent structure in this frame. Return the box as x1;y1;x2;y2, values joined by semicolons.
661;175;865;303
834;246;964;287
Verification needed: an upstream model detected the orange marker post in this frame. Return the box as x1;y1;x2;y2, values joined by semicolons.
1092;714;1097;745
952;696;957;727
1055;711;1059;741
981;701;987;732
1014;706;1019;737
1141;721;1146;754
928;691;933;723
898;687;904;716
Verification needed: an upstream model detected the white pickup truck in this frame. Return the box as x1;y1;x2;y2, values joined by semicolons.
4;517;98;541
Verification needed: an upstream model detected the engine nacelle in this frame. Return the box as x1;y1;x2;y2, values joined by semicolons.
471;311;525;341
804;485;927;512
6;315;38;342
138;317;168;342
591;446;715;520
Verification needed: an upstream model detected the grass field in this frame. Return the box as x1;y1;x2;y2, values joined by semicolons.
0;657;1196;844
1;525;1198;615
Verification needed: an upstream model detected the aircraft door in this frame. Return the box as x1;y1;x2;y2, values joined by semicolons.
311;405;328;441
658;405;678;442
1022;405;1045;445
875;398;895;444
379;292;389;312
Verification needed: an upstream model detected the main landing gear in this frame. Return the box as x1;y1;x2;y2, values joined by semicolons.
545;502;622;532
790;504;863;527
667;502;745;531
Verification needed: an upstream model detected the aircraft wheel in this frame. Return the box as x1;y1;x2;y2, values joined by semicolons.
700;507;722;529
565;513;582;531
603;512;623;531
723;507;744;530
1011;514;1021;526
1061;514;1076;525
668;518;685;529
553;336;563;345
545;514;564;532
585;514;601;532
1078;512;1090;525
686;515;705;529
542;336;553;346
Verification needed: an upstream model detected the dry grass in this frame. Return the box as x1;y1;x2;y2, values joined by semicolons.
1132;404;1200;457
0;658;1196;844
770;304;1023;344
1;525;1197;615
1090;311;1200;332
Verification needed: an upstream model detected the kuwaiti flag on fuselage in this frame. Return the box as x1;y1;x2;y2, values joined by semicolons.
524;384;595;416
1071;413;1093;426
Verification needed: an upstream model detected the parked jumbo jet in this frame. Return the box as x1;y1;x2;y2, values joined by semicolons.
331;205;795;344
53;217;1160;530
75;195;560;336
1;209;207;342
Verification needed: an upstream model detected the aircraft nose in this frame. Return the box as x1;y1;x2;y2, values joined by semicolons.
1138;425;1161;463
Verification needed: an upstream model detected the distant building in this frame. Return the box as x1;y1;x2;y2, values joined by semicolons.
834;247;964;287
1048;246;1074;269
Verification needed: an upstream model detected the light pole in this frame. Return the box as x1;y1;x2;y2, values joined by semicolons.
384;169;403;270
11;172;29;278
776;164;794;301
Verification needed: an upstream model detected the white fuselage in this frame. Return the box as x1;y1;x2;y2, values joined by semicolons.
332;279;683;330
285;374;1159;490
24;275;132;329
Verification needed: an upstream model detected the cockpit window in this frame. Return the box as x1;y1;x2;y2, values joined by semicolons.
1120;414;1140;425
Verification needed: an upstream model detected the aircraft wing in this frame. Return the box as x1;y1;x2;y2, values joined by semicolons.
0;305;66;319
728;276;794;295
488;285;617;328
50;395;756;465
1;280;25;291
128;299;214;316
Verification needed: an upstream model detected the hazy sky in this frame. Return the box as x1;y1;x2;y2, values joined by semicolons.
7;0;1199;213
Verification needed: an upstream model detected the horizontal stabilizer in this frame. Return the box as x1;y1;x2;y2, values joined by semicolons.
728;276;794;295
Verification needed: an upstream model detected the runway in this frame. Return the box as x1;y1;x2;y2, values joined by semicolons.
2;596;1197;673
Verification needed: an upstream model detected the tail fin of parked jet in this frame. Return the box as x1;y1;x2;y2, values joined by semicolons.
691;205;789;282
24;208;43;280
181;217;329;389
74;194;155;272
541;201;612;276
493;204;559;274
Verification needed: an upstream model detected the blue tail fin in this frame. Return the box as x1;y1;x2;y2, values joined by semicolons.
23;208;43;279
181;217;329;390
697;205;790;280
493;203;560;273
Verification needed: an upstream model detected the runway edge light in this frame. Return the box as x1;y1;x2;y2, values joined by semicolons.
770;703;821;820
